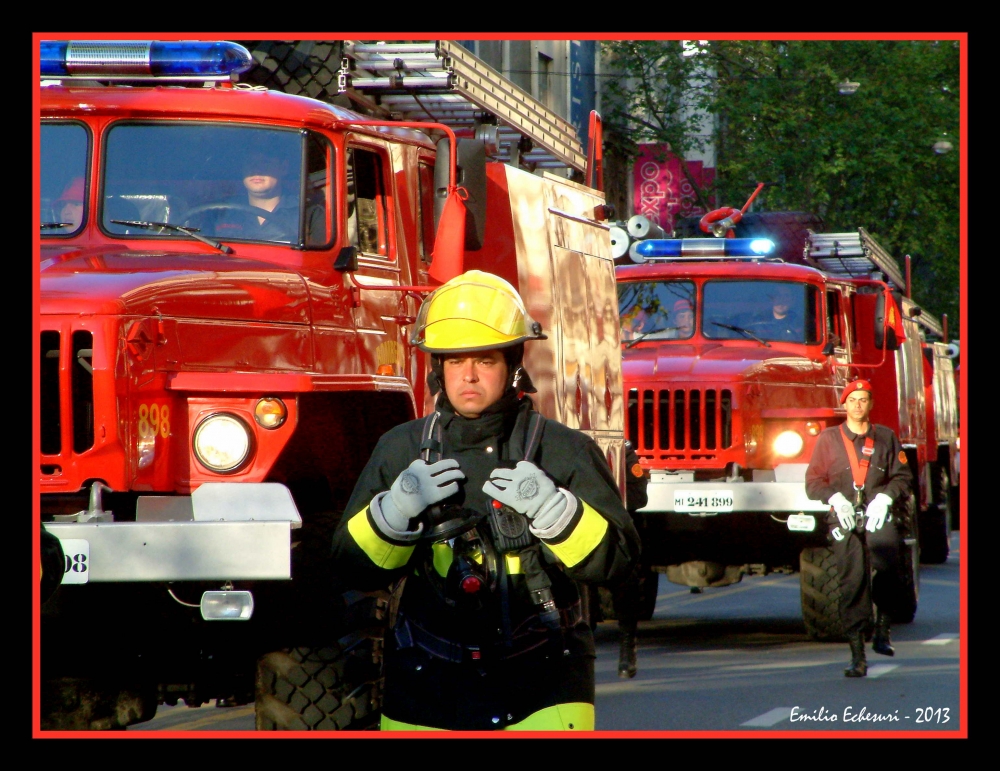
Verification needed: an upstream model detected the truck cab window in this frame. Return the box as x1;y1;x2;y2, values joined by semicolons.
704;281;820;344
304;131;334;248
617;280;696;341
100;123;328;249
418;161;436;262
40;122;90;236
346;147;389;258
826;289;844;347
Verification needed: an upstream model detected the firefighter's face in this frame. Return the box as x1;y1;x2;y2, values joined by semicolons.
442;349;509;418
844;391;873;422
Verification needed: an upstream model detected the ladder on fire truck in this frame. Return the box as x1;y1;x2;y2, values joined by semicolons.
804;227;944;338
337;40;587;174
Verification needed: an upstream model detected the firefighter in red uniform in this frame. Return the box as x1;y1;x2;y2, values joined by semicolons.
805;379;914;677
331;270;640;730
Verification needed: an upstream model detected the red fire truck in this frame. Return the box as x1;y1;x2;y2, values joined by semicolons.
614;199;960;641
38;40;623;730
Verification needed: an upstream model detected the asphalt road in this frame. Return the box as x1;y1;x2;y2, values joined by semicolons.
131;531;963;734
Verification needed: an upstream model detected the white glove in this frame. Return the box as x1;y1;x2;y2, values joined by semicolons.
865;493;892;532
377;458;465;532
828;492;856;531
482;460;573;533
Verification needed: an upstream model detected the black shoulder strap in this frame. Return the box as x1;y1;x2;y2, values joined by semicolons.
523;411;544;461
505;408;544;462
419;411;442;462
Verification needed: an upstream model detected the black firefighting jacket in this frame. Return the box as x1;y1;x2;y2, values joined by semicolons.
330;392;640;729
805;422;914;509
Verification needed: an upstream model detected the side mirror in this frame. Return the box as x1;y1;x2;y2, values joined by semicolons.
821;341;836;356
334;245;358;272
434;137;487;250
873;290;902;351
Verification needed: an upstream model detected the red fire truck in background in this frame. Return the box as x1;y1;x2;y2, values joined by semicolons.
38;40;622;730
613;196;960;641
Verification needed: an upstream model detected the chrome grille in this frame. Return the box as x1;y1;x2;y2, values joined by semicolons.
627;387;732;462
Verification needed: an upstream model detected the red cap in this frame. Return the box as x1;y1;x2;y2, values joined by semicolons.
57;177;85;202
840;379;873;404
673;298;693;313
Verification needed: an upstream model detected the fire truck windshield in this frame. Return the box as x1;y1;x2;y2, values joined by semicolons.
41;122;334;249
703;280;821;344
618;280;696;341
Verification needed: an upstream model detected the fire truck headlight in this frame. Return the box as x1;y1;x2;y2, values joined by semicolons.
193;414;253;473
773;430;804;458
254;397;287;429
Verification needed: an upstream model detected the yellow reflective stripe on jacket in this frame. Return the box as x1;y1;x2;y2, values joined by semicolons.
432;541;452;577
381;702;594;731
544;501;608;567
346;509;415;569
505;553;521;574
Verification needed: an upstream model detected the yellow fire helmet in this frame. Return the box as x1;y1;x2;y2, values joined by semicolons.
411;270;546;354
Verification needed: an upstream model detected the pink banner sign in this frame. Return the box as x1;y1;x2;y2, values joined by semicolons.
632;144;714;235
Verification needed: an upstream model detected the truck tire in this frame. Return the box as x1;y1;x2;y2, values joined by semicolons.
254;591;387;731
919;466;952;564
799;546;845;641
949;481;960;531
882;500;920;624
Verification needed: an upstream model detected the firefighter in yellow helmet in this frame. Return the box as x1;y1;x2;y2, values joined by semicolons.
332;270;640;731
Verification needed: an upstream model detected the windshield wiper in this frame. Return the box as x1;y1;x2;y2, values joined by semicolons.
710;321;771;347
40;222;76;230
624;326;681;349
110;220;233;254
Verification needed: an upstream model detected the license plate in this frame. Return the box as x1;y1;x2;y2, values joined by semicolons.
59;539;90;584
673;490;734;513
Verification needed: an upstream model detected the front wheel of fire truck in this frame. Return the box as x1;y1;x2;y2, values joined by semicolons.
881;497;920;624
254;590;388;730
799;546;845;641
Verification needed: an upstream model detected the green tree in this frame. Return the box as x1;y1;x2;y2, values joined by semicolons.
601;38;961;329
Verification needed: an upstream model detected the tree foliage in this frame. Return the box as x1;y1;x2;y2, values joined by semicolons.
601;39;961;329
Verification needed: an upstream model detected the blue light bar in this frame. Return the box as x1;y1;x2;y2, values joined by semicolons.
633;237;775;261
40;40;253;80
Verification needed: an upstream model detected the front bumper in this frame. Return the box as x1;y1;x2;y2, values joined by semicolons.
44;482;301;583
641;480;829;516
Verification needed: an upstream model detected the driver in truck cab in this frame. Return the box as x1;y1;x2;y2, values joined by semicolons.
208;150;323;243
54;176;85;232
331;270;640;731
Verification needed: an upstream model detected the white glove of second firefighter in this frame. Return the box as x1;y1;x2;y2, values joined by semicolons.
373;458;466;535
865;493;893;532
482;460;577;538
828;492;856;531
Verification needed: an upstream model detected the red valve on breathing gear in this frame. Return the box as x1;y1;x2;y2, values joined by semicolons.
460;575;483;593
